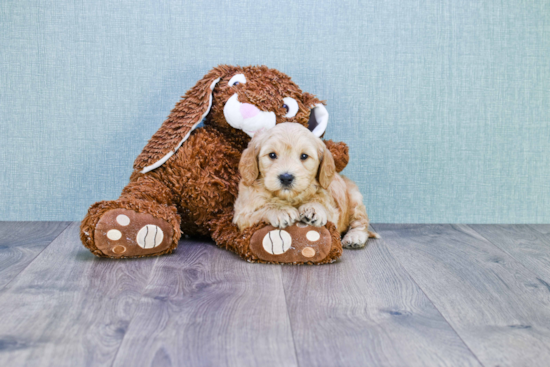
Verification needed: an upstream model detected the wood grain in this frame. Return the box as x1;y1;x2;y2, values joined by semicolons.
3;222;550;366
374;224;550;367
112;241;298;367
528;224;550;237
281;233;482;366
0;222;156;366
0;221;70;289
469;224;550;282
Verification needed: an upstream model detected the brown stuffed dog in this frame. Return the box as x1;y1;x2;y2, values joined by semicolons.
81;65;350;264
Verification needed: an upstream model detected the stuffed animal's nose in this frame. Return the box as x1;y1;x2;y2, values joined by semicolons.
278;173;295;187
240;103;260;119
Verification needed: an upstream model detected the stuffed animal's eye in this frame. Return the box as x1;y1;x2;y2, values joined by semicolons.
269;152;277;159
283;97;298;118
300;153;308;160
228;74;247;86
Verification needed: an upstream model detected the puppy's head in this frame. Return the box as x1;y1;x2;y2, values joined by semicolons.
240;123;335;199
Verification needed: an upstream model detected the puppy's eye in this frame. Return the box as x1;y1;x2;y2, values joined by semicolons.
282;97;298;118
269;152;277;159
228;74;247;86
300;153;308;160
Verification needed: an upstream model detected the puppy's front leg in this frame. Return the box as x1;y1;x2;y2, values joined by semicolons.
263;206;299;229
298;202;329;227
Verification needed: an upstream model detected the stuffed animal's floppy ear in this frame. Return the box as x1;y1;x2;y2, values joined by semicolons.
317;142;336;189
134;68;223;173
239;140;260;186
308;104;329;138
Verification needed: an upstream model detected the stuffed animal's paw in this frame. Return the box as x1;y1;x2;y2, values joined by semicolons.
299;202;328;227
249;223;337;264
94;208;175;258
265;207;299;228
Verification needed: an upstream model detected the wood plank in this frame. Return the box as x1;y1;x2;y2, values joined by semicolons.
282;233;482;366
0;222;157;366
469;224;550;282
0;221;71;289
112;241;298;367
374;224;550;367
529;224;550;238
529;224;550;250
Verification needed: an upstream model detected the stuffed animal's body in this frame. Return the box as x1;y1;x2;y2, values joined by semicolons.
81;65;350;264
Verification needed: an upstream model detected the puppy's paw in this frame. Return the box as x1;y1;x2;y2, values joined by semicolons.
342;229;369;249
265;207;299;228
298;202;328;227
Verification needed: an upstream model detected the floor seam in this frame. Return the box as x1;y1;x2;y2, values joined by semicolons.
371;224;487;367
526;224;550;239
280;266;301;367
109;255;162;367
465;224;550;285
0;221;72;292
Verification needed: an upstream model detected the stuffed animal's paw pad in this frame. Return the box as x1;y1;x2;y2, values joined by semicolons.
262;229;292;255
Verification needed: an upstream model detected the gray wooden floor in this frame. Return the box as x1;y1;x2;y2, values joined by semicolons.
1;223;550;366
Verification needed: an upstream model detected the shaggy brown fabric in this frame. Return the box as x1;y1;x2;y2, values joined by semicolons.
324;139;349;173
81;65;349;264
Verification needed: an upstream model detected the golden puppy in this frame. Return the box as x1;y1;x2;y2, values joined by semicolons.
233;123;378;248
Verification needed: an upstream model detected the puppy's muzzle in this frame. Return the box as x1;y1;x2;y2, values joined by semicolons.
278;173;295;187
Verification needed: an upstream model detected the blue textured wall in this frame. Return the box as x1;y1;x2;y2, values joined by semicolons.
1;0;549;222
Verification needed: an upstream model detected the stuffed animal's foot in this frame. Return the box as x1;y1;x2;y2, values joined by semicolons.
249;222;340;264
81;200;180;258
94;209;174;258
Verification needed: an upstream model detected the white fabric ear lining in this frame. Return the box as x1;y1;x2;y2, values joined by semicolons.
310;104;329;137
141;78;221;173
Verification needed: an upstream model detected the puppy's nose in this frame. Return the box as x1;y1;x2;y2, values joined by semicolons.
278;173;295;187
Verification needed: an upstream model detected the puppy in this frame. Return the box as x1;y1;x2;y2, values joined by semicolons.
233;123;378;248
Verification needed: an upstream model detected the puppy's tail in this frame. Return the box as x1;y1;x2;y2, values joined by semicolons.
368;230;380;239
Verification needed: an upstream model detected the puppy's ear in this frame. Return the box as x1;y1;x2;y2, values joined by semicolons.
134;66;229;173
317;143;336;189
239;140;260;186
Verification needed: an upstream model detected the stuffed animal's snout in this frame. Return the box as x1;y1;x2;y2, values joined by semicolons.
240;103;260;119
224;94;276;137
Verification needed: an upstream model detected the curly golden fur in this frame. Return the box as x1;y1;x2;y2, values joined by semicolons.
234;123;378;248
